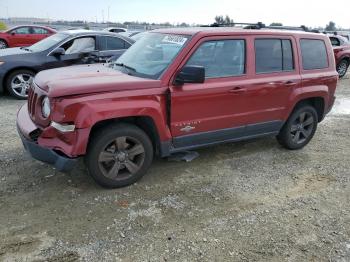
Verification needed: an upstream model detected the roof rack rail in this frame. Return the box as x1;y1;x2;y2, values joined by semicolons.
201;22;318;33
202;22;266;29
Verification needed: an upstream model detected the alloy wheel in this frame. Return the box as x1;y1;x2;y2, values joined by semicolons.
290;112;314;144
98;136;145;180
337;61;348;77
10;73;33;98
0;40;7;49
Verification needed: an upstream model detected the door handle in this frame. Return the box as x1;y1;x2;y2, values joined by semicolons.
268;81;297;86
284;80;297;86
229;87;246;94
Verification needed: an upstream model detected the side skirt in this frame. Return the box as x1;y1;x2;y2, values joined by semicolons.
159;120;284;157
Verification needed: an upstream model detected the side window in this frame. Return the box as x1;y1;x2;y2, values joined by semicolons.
186;39;246;78
61;37;96;54
99;36;126;50
255;39;294;73
300;39;328;70
32;27;49;34
12;27;31;34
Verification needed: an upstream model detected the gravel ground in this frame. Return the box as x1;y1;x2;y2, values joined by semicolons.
0;75;350;262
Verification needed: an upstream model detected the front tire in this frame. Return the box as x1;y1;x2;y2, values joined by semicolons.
277;105;318;150
0;39;8;49
6;69;35;99
337;59;349;78
86;123;153;188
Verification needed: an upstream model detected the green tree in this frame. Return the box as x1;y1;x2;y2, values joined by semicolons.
325;21;336;31
0;21;7;31
179;22;189;27
270;22;283;26
214;15;225;24
224;15;234;24
83;23;90;30
215;15;233;25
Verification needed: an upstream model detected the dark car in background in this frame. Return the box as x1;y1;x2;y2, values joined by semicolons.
103;27;127;33
0;30;134;99
0;25;56;49
329;35;350;77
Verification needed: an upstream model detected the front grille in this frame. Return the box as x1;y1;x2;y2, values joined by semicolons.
27;85;37;119
27;83;50;128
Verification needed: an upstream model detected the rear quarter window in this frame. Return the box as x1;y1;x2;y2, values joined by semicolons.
300;39;328;70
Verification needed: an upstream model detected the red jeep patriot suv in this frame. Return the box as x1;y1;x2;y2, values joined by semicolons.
17;26;338;188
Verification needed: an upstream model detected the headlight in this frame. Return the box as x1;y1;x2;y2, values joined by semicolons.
42;96;51;118
0;61;4;66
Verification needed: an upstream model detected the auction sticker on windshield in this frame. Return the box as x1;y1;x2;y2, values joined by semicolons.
162;35;187;45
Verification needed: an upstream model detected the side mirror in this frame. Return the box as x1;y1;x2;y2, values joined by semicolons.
174;65;205;85
51;47;65;56
11;32;15;36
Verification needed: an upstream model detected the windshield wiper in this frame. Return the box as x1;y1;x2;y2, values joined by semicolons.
113;62;137;73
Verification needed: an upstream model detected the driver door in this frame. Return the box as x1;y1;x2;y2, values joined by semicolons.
169;37;250;148
43;36;97;70
8;26;32;47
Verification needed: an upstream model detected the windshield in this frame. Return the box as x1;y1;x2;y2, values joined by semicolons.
131;32;147;41
29;33;69;52
112;33;189;79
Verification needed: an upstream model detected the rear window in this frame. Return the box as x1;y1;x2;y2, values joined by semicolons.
255;39;294;73
300;39;328;70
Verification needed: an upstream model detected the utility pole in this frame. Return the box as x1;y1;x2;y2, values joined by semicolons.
102;9;104;23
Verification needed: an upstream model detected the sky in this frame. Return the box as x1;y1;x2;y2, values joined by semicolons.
0;0;349;28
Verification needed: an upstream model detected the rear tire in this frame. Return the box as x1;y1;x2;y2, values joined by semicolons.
6;69;35;99
86;123;153;188
277;105;318;150
0;39;7;49
337;59;349;78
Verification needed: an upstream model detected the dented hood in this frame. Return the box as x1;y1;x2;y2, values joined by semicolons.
34;64;162;97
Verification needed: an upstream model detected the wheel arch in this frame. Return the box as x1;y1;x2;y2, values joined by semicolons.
339;56;350;64
89;116;163;156
0;38;8;46
290;97;325;122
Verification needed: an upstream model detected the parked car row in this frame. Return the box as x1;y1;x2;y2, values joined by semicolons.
0;29;135;99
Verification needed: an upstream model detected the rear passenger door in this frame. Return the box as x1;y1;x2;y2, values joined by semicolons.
97;35;132;61
245;36;301;127
31;27;50;44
